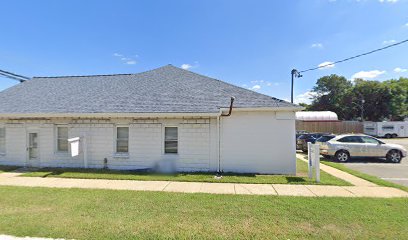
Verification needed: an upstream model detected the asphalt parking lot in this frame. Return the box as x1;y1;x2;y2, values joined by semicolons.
341;138;408;187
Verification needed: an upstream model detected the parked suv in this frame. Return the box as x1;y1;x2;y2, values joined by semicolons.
296;133;326;152
319;134;407;163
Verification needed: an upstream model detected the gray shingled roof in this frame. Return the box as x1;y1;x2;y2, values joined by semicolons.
0;65;298;114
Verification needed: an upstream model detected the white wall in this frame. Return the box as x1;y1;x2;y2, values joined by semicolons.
0;111;296;174
0;118;215;171
220;111;296;174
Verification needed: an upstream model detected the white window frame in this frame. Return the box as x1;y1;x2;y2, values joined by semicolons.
55;125;69;153
115;126;129;154
164;126;178;154
0;126;5;155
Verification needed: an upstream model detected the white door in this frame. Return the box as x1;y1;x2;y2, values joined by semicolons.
27;132;40;167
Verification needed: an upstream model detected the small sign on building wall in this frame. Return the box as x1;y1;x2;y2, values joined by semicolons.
68;137;80;157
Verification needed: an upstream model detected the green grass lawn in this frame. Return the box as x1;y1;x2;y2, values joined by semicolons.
20;159;350;186
0;165;19;173
0;186;407;239
321;158;408;192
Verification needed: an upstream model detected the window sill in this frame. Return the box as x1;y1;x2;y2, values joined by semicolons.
113;153;129;159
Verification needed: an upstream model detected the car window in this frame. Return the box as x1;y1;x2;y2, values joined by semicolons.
360;136;380;144
337;136;362;143
316;135;335;142
298;135;306;139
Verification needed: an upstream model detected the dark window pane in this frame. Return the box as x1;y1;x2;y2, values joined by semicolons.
338;136;362;143
57;127;68;139
165;127;178;141
0;128;5;153
57;139;68;152
117;127;129;139
116;140;129;153
165;141;178;153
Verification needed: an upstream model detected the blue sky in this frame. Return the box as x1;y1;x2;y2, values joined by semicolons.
1;0;408;104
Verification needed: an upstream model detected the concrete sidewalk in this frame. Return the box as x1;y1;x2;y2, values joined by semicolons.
296;153;377;187
0;171;407;198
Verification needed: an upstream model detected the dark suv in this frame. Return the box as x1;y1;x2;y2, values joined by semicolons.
296;133;326;152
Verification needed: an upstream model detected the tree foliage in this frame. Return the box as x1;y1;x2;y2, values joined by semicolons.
305;76;408;121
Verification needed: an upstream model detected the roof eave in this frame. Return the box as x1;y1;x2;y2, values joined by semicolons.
0;112;220;119
219;106;305;112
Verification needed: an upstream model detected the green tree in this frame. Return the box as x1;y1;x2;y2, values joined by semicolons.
307;76;408;121
309;74;352;120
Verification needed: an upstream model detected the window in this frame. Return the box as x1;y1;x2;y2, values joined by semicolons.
382;126;394;130
316;135;335;143
361;136;380;144
57;127;68;152
164;127;178;154
0;128;5;154
337;136;362;143
116;127;129;153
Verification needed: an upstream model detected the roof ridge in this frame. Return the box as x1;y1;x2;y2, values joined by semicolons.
172;65;292;105
32;64;174;79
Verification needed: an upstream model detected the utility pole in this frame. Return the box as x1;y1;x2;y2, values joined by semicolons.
291;69;302;103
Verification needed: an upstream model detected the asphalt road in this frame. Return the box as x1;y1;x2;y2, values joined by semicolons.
341;138;408;187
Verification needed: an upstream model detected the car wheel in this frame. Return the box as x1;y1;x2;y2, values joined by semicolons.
392;134;398;138
385;134;392;139
335;150;350;162
386;150;402;163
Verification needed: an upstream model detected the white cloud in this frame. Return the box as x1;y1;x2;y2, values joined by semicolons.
113;53;139;65
294;91;318;104
266;82;280;87
394;67;408;73
241;84;248;88
311;43;323;48
318;61;335;69
250;80;264;84
250;85;261;91
181;62;199;70
405;22;408;27
379;0;399;3
351;70;386;79
383;39;396;45
181;64;192;70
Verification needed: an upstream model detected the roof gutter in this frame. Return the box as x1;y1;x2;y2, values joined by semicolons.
219;106;304;112
0;112;220;119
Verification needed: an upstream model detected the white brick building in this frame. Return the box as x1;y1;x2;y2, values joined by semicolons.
0;65;302;174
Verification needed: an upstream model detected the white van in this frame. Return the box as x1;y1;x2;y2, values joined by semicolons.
364;121;408;138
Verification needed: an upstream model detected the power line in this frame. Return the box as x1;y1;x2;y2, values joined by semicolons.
290;38;408;103
0;69;30;82
299;38;408;73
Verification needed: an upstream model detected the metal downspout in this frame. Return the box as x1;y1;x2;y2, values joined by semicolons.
217;97;235;174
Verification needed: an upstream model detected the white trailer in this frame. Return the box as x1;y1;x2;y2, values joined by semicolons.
364;121;408;138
